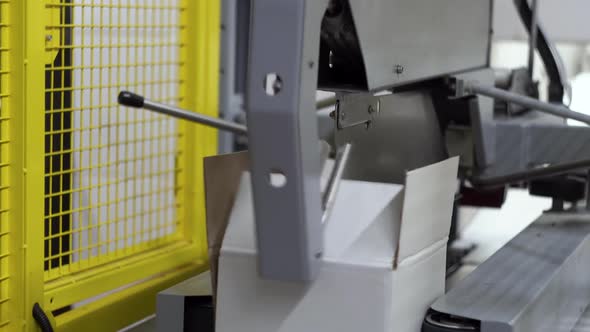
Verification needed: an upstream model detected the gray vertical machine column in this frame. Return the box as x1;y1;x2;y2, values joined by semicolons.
218;0;250;153
218;0;238;153
247;0;327;281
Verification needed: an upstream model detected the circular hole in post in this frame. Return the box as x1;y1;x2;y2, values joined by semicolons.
268;169;287;188
263;73;283;96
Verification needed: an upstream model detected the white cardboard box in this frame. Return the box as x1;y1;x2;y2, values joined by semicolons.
216;157;458;332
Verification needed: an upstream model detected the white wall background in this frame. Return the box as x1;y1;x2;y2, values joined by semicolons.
494;0;590;43
491;1;590;113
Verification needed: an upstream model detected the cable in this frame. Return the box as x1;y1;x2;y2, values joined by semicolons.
32;303;54;332
513;0;570;104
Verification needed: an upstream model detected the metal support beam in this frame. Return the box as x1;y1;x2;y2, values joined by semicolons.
246;0;328;281
472;157;590;188
428;218;590;332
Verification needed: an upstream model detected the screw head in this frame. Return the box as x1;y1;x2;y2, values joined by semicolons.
45;34;53;42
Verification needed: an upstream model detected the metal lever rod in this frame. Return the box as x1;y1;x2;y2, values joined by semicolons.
119;91;336;135
118;91;248;135
119;89;347;220
316;96;337;110
465;83;590;125
321;143;351;224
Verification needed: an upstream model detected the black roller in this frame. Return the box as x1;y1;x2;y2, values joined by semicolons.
422;311;480;332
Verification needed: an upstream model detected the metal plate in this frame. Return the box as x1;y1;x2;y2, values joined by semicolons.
246;0;327;281
336;91;447;184
319;0;492;91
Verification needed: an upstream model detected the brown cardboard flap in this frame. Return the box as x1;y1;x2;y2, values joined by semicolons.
204;151;249;299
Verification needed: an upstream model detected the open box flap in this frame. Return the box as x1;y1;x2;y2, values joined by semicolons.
204;151;249;299
339;190;403;266
396;157;459;266
324;180;404;259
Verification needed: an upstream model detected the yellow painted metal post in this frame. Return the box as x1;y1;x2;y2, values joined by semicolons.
180;0;220;260
21;0;52;331
5;0;48;331
1;0;25;330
